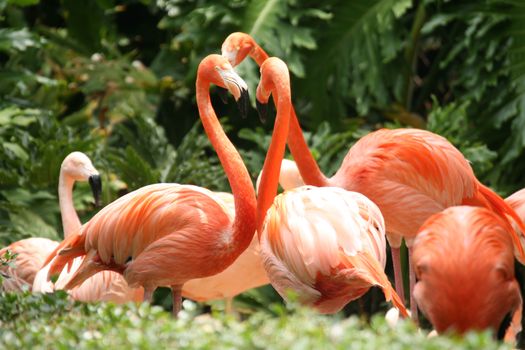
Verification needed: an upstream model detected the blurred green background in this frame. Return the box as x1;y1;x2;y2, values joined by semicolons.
1;0;525;320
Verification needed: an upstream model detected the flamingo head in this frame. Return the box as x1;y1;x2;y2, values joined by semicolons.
221;32;255;67
61;152;102;206
256;57;290;123
198;54;250;119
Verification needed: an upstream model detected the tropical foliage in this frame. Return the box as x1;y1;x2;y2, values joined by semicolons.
1;0;525;345
0;291;510;349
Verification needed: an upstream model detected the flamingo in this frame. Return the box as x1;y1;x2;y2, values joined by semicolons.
412;206;522;337
31;152;143;303
222;32;525;320
0;152;101;292
1;238;58;292
254;57;408;316
182;165;304;311
45;55;256;316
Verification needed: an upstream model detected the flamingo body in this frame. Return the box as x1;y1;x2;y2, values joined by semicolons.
56;184;238;292
330;128;478;247
260;186;404;314
412;206;522;334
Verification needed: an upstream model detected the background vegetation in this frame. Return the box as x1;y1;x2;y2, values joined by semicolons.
1;0;525;347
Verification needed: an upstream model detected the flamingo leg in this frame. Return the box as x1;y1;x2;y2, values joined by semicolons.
171;284;183;317
225;297;234;314
408;246;419;324
144;287;154;303
391;247;405;303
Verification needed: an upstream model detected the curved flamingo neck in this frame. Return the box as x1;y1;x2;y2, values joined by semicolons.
257;77;292;234
249;44;269;66
247;43;328;187
287;110;330;186
196;77;256;252
58;172;81;238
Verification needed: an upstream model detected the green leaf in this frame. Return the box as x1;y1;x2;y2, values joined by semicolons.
3;142;29;161
0;28;39;53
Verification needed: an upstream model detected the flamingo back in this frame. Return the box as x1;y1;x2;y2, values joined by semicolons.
260;186;389;313
82;184;232;266
331;128;478;244
412;206;522;334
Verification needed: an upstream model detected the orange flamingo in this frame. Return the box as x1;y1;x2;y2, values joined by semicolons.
222;33;525;319
0;152;101;292
45;55;255;316
412;206;522;336
254;57;408;316
183;165;304;310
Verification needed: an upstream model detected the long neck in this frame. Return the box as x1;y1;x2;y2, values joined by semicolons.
58;172;81;238
250;44;270;66
249;44;328;187
256;85;292;234
287;109;329;186
196;78;257;253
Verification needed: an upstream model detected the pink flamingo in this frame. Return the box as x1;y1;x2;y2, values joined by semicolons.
45;55;256;316
412;206;522;338
222;33;525;319
255;57;408;316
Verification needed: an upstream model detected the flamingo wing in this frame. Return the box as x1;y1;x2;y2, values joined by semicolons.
51;184;235;291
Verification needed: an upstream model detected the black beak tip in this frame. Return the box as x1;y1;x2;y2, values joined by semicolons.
217;87;229;104
256;99;268;124
88;175;102;207
237;89;250;119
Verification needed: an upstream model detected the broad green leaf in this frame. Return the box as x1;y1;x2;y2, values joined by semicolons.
3;142;29;161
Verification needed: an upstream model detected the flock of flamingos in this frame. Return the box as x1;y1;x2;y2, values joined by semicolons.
3;32;525;343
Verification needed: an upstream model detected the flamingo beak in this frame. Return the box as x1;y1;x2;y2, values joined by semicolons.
88;174;102;207
217;66;250;119
256;99;268;124
237;89;250;119
216;87;229;104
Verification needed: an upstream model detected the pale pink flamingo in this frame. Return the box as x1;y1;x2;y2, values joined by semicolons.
45;55;256;316
32;152;143;303
1;238;58;291
255;57;408;316
0;152;100;292
412;206;522;338
222;32;525;320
